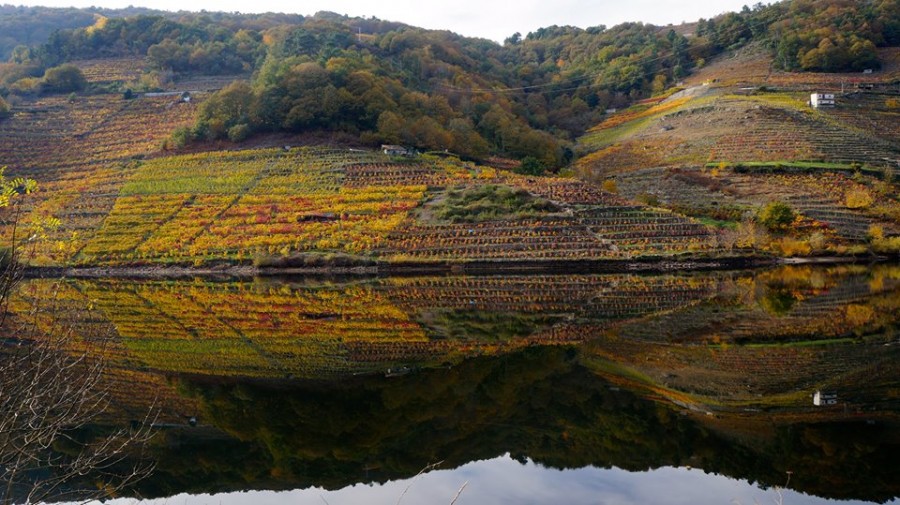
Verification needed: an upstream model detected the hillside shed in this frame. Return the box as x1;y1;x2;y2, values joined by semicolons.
810;93;835;108
382;144;414;156
813;390;838;406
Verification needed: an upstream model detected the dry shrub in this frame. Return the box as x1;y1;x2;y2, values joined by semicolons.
807;231;827;251
872;236;900;254
773;236;812;256
601;179;618;193
845;187;874;209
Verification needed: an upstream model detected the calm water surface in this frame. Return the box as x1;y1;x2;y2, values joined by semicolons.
11;264;900;504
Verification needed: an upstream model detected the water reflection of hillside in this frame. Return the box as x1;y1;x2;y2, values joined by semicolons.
13;272;725;380
7;265;900;503
139;347;899;503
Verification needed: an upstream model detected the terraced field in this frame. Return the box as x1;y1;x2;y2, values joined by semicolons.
574;44;900;253
0;90;201;264
73;57;146;84
2;139;723;265
611;167;900;241
577;92;900;176
1;54;898;265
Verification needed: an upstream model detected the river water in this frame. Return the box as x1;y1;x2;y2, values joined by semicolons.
9;264;900;504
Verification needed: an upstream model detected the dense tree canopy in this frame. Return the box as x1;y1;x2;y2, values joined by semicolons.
698;0;899;72
2;0;899;161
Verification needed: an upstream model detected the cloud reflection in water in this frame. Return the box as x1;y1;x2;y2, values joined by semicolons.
101;455;894;505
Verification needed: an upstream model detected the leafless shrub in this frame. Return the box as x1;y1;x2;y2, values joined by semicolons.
1;237;156;504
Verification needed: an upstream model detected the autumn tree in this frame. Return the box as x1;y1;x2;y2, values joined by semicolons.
41;64;86;93
758;201;795;232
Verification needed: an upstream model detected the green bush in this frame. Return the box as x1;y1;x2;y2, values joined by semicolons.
758;201;795;231
517;156;544;176
169;127;192;149
227;123;251;143
431;184;559;223
41;64;86;93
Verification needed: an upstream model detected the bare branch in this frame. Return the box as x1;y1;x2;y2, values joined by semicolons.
1;243;156;505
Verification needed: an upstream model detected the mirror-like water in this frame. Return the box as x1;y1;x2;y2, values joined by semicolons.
5;265;900;504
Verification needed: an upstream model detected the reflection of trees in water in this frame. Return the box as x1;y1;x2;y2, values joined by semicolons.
135;346;900;503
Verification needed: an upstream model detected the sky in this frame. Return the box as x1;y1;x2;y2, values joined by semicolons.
12;0;769;42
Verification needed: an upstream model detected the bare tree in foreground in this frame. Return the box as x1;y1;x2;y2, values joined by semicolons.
1;171;156;504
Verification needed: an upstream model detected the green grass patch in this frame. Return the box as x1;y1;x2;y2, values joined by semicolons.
670;203;746;226
427;184;561;223
708;337;856;349
578;94;711;152
729;92;811;111
698;217;739;230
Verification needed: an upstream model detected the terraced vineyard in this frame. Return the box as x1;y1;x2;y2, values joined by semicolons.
2;133;723;265
72;57;146;84
611;167;900;241
0;90;201;264
575;45;900;254
0;50;898;266
578;92;900;176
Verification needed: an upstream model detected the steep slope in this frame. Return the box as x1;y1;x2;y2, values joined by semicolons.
575;44;900;249
2;2;900;264
0;56;731;267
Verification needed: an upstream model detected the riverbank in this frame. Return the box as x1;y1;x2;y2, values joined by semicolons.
20;254;883;279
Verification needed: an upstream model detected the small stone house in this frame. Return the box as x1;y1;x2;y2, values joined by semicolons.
810;93;835;108
382;144;414;156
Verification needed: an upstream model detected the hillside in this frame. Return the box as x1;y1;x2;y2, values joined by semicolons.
0;1;899;266
576;43;900;252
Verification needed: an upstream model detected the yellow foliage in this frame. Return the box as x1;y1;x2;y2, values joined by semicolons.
845;187;874;209
872;236;900;254
735;219;769;249
773;237;812;257
868;224;884;241
601;179;618;194
845;304;875;327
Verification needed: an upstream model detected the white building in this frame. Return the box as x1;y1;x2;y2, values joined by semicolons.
813;390;838;406
810;93;836;108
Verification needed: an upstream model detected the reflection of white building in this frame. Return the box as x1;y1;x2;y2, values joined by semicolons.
810;93;835;108
813;390;838;406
